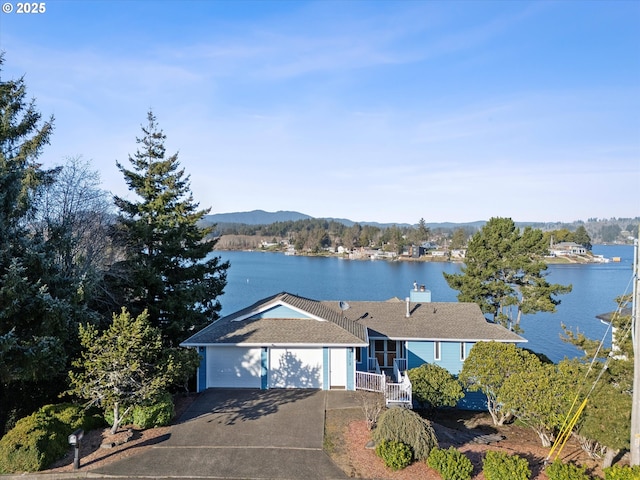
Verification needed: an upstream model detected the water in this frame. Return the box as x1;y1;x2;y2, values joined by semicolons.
212;244;635;363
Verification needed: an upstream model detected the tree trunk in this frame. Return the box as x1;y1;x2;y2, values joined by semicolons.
538;430;553;447
111;402;120;435
602;447;617;469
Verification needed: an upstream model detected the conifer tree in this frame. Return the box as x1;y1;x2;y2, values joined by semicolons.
113;111;229;346
0;54;77;432
444;217;571;332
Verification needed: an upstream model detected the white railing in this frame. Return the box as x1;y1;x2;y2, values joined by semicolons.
393;358;407;383
385;374;412;407
356;371;386;392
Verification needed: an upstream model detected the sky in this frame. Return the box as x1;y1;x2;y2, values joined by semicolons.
0;0;638;225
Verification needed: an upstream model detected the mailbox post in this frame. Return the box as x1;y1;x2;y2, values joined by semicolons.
68;428;84;469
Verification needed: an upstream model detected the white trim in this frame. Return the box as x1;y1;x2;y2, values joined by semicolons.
231;299;328;323
182;342;367;348
460;342;467;361
434;341;441;361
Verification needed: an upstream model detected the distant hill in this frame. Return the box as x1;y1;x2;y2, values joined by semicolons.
203;210;312;225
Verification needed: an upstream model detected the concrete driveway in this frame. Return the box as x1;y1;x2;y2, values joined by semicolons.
93;389;350;479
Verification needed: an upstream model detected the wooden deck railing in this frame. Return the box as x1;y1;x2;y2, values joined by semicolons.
356;358;412;408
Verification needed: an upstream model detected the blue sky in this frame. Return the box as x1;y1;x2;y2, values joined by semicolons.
1;0;638;224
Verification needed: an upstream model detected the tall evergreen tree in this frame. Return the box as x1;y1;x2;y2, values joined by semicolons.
113;111;229;346
0;54;78;433
444;217;571;332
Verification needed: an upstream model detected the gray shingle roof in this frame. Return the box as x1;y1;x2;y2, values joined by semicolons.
181;292;368;346
322;299;525;343
181;292;524;347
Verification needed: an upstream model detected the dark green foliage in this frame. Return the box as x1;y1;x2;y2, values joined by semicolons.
545;460;592;480
427;446;474;480
375;440;413;471
112;111;229;346
0;411;69;473
603;465;640;480
444;217;571;332
0;54;92;435
407;363;463;410
482;450;531;480
372;407;438;460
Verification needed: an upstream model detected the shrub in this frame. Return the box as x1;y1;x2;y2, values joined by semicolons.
482;450;531;480
375;440;413;471
131;392;175;429
427;446;473;480
407;363;464;410
372;407;438;460
104;392;174;429
0;412;68;473
603;464;640;480
39;403;105;431
546;460;592;480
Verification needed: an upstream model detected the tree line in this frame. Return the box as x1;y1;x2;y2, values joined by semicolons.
0;56;229;435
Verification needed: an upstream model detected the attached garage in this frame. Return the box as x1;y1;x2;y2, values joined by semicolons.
181;293;368;392
206;346;262;388
269;348;323;389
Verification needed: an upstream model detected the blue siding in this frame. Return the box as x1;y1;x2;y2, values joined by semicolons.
261;348;268;390
197;347;206;393
407;341;434;369
347;348;355;390
457;390;487;411
250;305;310;319
356;346;368;372
407;341;476;375
323;348;330;390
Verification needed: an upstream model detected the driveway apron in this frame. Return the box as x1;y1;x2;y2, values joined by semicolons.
93;389;347;479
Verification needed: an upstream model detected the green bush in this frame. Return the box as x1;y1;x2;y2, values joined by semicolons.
131;392;175;429
603;464;640;480
372;407;438;460
0;412;69;473
427;446;473;480
546;460;592;480
104;392;174;429
375;440;413;471
482;450;531;480
40;403;105;431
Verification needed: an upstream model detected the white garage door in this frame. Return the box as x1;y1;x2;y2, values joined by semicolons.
207;346;262;388
269;348;323;389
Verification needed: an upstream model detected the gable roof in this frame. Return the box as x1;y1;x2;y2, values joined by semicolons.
181;292;368;347
321;298;525;343
181;292;525;347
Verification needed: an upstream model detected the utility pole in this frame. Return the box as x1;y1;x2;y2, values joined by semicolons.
631;236;639;466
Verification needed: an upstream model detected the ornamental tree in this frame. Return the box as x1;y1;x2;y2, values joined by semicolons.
112;111;229;346
498;359;579;447
68;308;200;434
459;342;539;426
444;217;572;332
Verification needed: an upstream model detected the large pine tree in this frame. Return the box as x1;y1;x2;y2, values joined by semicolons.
0;54;77;433
113;111;229;346
444;217;572;332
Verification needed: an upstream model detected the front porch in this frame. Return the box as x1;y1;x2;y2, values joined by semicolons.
355;356;412;408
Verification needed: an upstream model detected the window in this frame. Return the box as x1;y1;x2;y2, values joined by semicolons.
460;342;467;361
434;341;441;361
355;347;362;363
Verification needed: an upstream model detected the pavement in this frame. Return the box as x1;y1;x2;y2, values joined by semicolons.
4;389;361;480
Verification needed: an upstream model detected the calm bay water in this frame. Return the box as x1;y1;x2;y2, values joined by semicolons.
213;244;635;363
